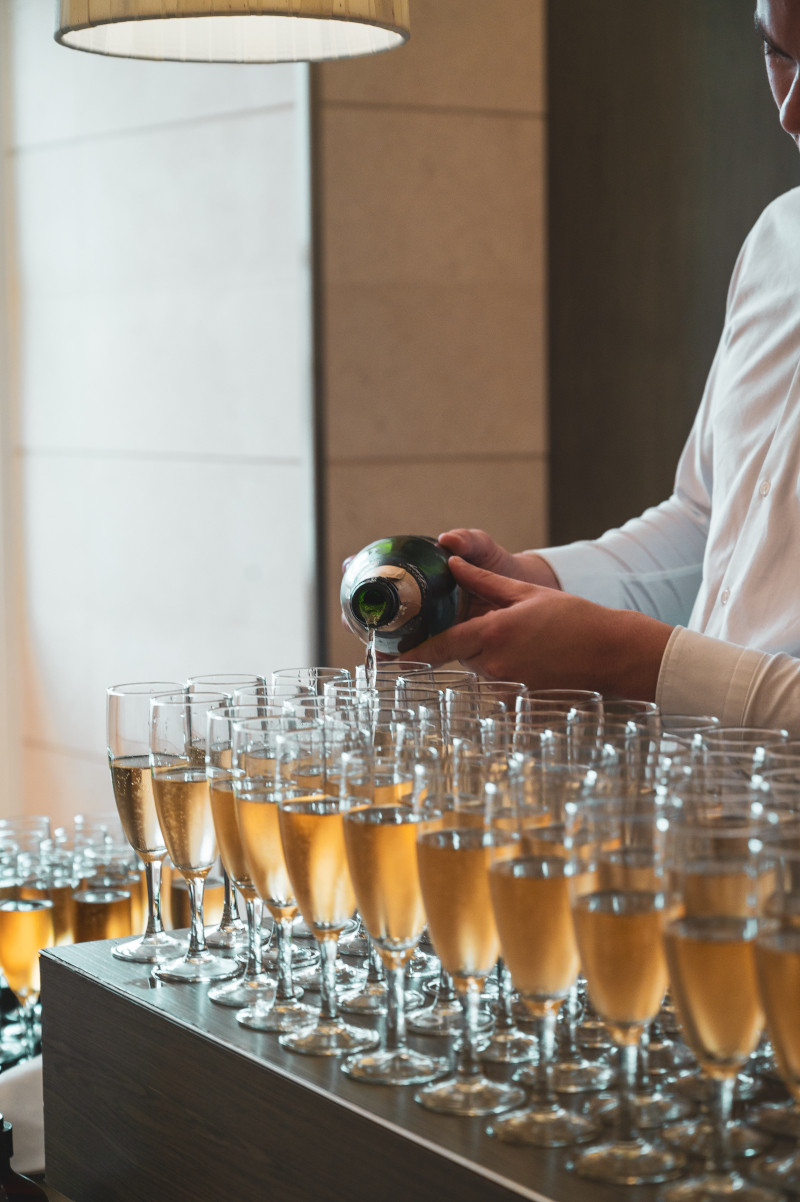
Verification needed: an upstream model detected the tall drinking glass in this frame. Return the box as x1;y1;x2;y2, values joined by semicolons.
106;681;184;963
150;691;239;984
0;899;54;1057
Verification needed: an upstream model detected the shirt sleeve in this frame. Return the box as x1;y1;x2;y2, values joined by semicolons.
528;491;707;626
657;627;800;735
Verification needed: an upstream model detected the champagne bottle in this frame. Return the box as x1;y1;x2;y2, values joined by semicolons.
341;535;466;654
0;1118;48;1200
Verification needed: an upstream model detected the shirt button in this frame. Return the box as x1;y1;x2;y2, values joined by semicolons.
721;588;731;605
759;479;771;497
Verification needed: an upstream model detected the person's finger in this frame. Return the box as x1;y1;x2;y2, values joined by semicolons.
448;556;532;607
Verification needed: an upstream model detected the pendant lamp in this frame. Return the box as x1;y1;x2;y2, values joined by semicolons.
54;1;410;63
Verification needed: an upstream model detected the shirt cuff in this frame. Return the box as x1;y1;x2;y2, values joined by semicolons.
655;626;767;723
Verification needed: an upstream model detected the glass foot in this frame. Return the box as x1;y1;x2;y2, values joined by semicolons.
566;1137;686;1185
279;1015;379;1057
750;1100;800;1140
111;930;185;964
152;950;239;984
528;1057;614;1094
205;919;248;950
675;1072;760;1104
660;1170;784;1202
408;1000;491;1037
415;1073;525;1117
294;958;365;993
208;973;275;1008
584;1088;695;1129
488;1103;600;1148
261;942;318;971
237;998;317;1034
662;1118;770;1160
341;1047;449;1086
339;985;424;1017
480;1028;537;1065
750;1150;800;1197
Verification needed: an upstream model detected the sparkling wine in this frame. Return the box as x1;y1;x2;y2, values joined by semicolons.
665;915;763;1076
73;888;133;943
109;754;167;860
417;826;506;982
674;860;769;919
572;890;671;1044
489;855;582;1013
0;900;54;1000
235;789;297;920
756;927;800;1097
343;805;426;965
278;800;355;937
209;779;256;897
152;766;217;877
19;880;75;946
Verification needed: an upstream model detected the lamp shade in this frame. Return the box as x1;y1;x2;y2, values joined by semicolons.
55;1;410;63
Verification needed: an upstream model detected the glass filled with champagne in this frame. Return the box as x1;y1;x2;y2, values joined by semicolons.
204;705;276;1009
0;898;54;1056
229;712;315;1032
485;758;604;1147
106;681;185;964
150;690;239;984
565;793;685;1185
340;746;449;1086
274;721;377;1058
413;743;526;1117
658;790;779;1202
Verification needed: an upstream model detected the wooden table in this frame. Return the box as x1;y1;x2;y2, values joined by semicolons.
40;941;689;1202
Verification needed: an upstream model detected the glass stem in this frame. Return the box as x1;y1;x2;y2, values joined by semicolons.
186;876;208;958
493;959;514;1031
218;869;237;931
143;858;165;937
560;982;582;1060
275;917;296;1001
710;1075;736;1176
365;938;384;985
384;962;407;1054
535;1009;558;1108
617;1039;639;1143
437;967;457;1004
637;1026;651;1093
19;997;37;1059
318;937;339;1021
455;981;482;1080
243;897;263;978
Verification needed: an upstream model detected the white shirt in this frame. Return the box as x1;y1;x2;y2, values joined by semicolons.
537;186;800;733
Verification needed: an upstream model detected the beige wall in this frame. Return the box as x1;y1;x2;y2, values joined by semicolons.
1;1;315;826
315;0;548;671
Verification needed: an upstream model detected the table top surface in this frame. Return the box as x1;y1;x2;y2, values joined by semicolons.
39;938;712;1202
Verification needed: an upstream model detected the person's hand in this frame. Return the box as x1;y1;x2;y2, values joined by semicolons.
402;557;673;699
437;529;561;590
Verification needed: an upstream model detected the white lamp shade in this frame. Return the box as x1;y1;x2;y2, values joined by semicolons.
55;0;410;63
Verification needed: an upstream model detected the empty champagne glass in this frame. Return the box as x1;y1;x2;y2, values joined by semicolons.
150;691;239;984
106;681;185;964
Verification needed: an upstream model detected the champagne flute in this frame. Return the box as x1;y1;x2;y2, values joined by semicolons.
188;674;266;950
485;761;603;1146
0;899;54;1057
205;706;276;1008
150;690;239;984
276;797;379;1056
340;748;448;1085
659;794;782;1202
751;827;800;1190
565;793;685;1185
232;713;317;1033
106;681;185;964
414;744;526;1116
